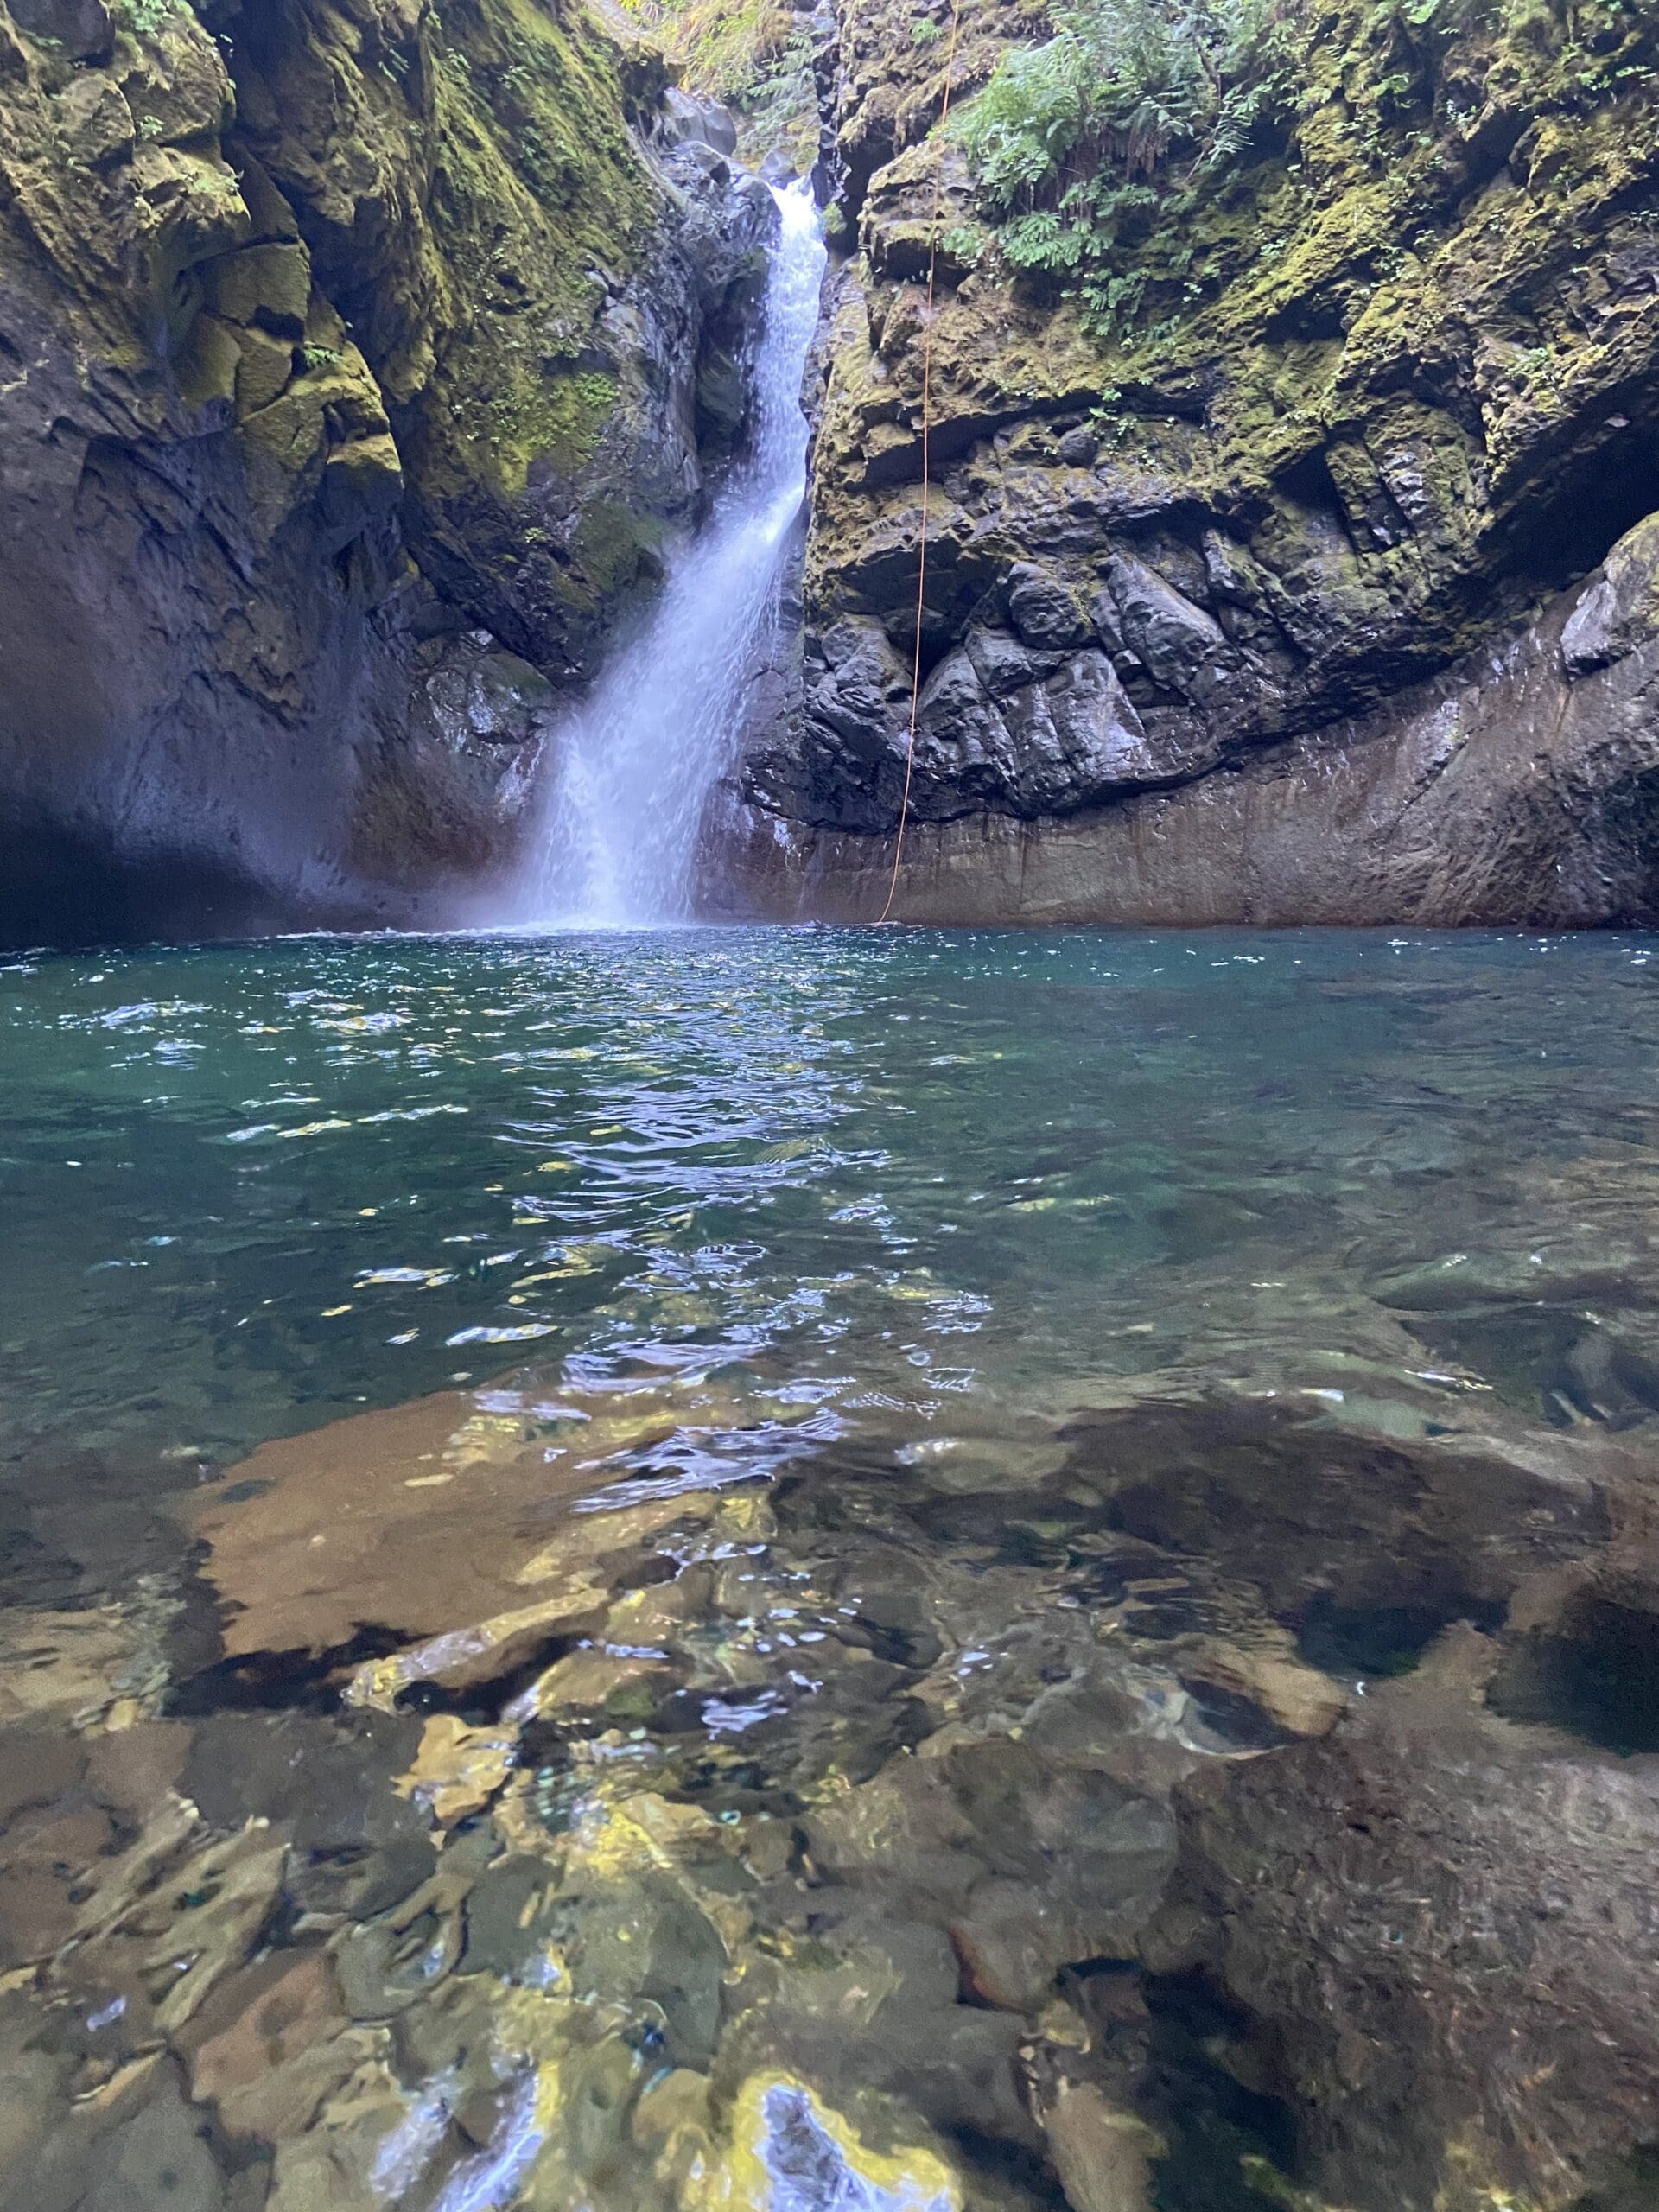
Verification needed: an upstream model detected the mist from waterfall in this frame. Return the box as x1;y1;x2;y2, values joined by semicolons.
510;181;825;927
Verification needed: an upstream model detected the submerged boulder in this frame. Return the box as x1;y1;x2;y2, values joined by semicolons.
1149;1690;1659;2212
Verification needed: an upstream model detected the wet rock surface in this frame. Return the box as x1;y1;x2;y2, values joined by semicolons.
723;563;1659;924
729;0;1659;923
10;1338;1659;2212
1152;1674;1659;2212
0;0;769;945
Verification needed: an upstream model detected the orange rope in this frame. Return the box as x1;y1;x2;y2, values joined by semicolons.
876;0;963;925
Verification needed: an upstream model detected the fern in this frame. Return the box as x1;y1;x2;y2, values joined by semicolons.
953;0;1300;331
112;0;177;33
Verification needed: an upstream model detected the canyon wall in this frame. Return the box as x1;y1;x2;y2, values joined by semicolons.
0;0;766;943
724;0;1659;923
4;0;1659;938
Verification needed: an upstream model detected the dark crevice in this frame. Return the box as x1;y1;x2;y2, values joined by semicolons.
1139;1970;1303;2212
1505;415;1659;593
942;2126;1069;2208
1488;1595;1659;1755
167;1624;410;1716
1295;1592;1505;1680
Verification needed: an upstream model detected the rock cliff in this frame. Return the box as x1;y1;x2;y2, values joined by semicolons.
6;0;1659;938
0;0;769;943
725;0;1659;923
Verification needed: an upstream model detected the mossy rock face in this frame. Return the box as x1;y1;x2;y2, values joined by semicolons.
0;0;782;934
10;0;111;61
766;0;1659;844
0;0;772;931
210;0;764;681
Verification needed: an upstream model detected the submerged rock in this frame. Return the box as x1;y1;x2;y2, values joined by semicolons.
1040;2083;1162;2212
13;1230;1659;2212
1149;1691;1659;2212
181;1370;792;1667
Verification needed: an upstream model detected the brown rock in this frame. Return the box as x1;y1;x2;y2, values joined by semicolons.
394;1715;518;1827
84;1721;193;1821
1042;2083;1164;2212
187;1950;351;2142
0;1729;86;1823
233;327;296;418
207;245;313;335
10;0;111;60
1150;1701;1659;2211
185;1375;769;1665
1181;1636;1346;1738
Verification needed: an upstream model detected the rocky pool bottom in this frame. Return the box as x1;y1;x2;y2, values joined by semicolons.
2;926;1658;2212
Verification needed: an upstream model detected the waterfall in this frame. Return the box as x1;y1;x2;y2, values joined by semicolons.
512;181;826;927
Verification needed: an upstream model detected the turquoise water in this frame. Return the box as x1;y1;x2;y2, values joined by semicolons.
1;925;1656;2210
8;925;1655;1476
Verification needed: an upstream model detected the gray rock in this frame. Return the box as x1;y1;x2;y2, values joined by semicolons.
1104;553;1237;703
9;0;111;60
810;616;913;748
963;622;1059;697
1006;562;1092;649
423;638;556;749
16;2060;224;2212
566;1875;728;2069
725;530;1659;924
0;0;790;946
1007;647;1160;795
909;643;1164;819
1042;2085;1161;2212
660;86;739;157
1561;510;1659;676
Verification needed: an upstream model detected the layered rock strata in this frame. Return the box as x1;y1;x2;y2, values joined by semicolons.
721;514;1659;923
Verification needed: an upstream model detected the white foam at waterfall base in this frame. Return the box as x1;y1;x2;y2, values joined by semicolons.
511;181;826;928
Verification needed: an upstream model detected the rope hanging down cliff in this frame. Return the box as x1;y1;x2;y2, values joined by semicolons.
877;0;963;926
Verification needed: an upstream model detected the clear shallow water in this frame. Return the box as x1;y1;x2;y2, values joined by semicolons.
5;925;1657;1476
2;925;1657;2211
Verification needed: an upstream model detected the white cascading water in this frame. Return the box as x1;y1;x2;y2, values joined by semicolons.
513;181;826;926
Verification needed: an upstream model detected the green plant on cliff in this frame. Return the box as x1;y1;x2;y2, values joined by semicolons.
954;0;1297;327
616;0;817;164
112;0;179;34
955;0;1656;337
618;0;793;98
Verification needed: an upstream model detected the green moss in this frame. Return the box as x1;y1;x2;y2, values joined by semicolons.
264;0;665;621
402;0;658;516
476;367;620;498
573;496;666;597
951;0;1659;350
619;0;818;163
111;0;178;35
620;0;791;98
